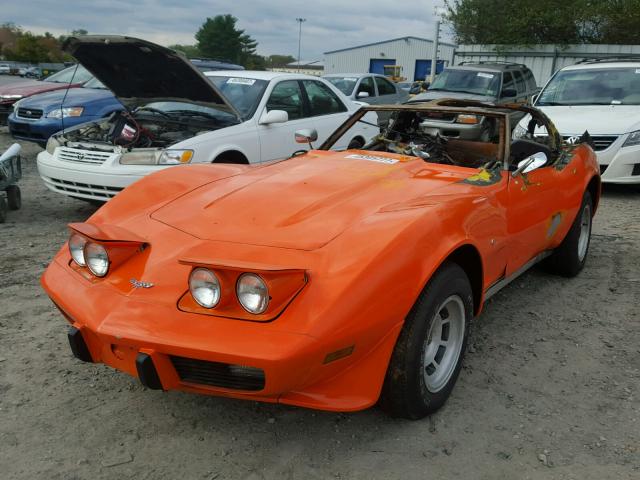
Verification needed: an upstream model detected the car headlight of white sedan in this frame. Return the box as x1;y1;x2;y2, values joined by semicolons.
46;107;84;119
119;149;193;165
512;124;527;139
622;130;640;148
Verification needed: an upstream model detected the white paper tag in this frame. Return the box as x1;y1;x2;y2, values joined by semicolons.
344;77;358;82
345;154;399;164
635;69;640;74
477;72;494;79
227;78;256;85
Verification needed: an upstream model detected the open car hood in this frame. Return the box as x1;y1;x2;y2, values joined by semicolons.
63;35;240;118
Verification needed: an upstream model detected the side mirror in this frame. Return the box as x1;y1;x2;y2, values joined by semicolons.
259;109;288;125
501;88;517;98
295;128;318;148
357;91;370;99
512;152;547;177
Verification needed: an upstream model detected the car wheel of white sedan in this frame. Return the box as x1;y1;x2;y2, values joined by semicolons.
380;262;472;419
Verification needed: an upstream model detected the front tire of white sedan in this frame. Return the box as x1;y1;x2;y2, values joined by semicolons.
379;262;472;419
544;190;593;277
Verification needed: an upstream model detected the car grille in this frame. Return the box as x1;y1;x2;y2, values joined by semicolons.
565;135;618;151
41;176;123;200
170;356;265;391
56;147;113;165
16;107;43;119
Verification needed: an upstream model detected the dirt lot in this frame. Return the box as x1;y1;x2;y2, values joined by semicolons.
0;126;638;480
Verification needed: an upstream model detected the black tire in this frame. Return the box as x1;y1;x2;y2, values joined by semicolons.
0;196;7;223
348;138;364;149
6;185;21;210
379;262;472;419
543;191;593;277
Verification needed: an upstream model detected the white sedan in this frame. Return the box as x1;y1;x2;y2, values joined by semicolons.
37;36;377;202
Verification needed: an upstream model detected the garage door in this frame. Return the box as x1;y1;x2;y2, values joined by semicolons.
414;60;445;80
369;58;395;75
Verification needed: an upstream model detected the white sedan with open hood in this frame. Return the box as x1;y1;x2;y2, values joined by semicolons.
37;36;377;202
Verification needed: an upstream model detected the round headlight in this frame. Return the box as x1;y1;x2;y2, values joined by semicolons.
84;242;109;277
237;273;269;314
68;233;87;266
189;268;221;308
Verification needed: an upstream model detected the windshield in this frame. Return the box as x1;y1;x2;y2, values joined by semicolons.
207;76;268;119
324;77;358;96
429;69;500;96
44;65;92;84
83;78;106;89
141;101;239;124
537;67;640;106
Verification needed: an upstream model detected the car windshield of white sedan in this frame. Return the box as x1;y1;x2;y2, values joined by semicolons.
537;68;640;106
141;101;239;124
429;70;500;97
208;76;269;119
325;77;358;96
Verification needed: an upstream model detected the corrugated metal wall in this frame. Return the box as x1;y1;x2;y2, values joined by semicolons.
455;44;640;86
324;37;456;81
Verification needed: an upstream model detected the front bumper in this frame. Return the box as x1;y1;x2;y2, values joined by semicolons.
37;149;160;202
43;255;397;411
594;135;640;184
8;113;101;146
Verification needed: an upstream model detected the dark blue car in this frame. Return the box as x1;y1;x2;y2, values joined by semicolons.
8;78;124;146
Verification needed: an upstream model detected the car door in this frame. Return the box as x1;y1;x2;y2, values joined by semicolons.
256;79;311;161
374;75;403;104
355;76;377;103
505;154;567;275
301;79;351;149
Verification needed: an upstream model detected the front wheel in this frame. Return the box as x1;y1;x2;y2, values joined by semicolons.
543;191;593;277
379;262;472;419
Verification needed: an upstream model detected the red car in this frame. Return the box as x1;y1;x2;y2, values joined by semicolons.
0;65;92;124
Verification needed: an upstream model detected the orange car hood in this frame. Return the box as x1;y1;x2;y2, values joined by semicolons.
151;150;468;251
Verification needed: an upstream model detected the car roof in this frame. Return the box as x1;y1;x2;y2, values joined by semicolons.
562;61;640;71
323;73;386;78
204;70;326;81
447;64;520;73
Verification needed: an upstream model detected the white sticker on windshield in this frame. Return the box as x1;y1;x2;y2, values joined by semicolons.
477;72;494;79
345;154;398;164
635;69;640;74
227;78;256;85
344;77;358;82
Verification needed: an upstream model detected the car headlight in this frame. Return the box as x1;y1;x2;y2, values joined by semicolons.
119;151;160;165
68;234;87;266
189;268;221;308
237;273;269;314
84;242;109;277
512;124;527;140
46;107;84;119
158;149;194;165
623;130;640;148
46;136;61;155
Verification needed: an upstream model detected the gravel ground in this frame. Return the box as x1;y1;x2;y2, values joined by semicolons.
0;125;638;480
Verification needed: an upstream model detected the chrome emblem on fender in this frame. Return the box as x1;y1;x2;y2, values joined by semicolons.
130;278;154;289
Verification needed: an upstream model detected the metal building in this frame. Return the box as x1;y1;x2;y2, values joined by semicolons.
455;44;640;85
323;36;456;81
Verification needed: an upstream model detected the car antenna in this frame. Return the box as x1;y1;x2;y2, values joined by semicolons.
58;64;79;137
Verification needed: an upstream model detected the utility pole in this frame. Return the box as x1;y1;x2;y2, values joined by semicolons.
429;18;440;84
296;18;306;72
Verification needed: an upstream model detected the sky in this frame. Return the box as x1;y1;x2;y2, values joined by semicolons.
3;0;452;60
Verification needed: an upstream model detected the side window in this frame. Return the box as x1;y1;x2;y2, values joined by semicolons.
525;70;537;91
357;76;376;97
513;70;526;94
266;80;303;120
501;72;516;97
302;80;348;116
375;76;396;96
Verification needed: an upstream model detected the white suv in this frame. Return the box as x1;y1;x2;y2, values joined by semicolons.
514;59;640;184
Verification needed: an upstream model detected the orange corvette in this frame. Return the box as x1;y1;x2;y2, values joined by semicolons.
41;99;600;419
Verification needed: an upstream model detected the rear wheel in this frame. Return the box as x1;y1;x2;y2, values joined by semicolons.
379;262;472;419
348;138;364;149
0;196;7;223
6;185;21;210
544;191;593;277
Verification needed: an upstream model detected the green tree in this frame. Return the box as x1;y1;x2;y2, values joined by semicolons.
195;14;258;66
169;44;201;58
71;28;88;36
5;32;49;62
445;0;640;45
